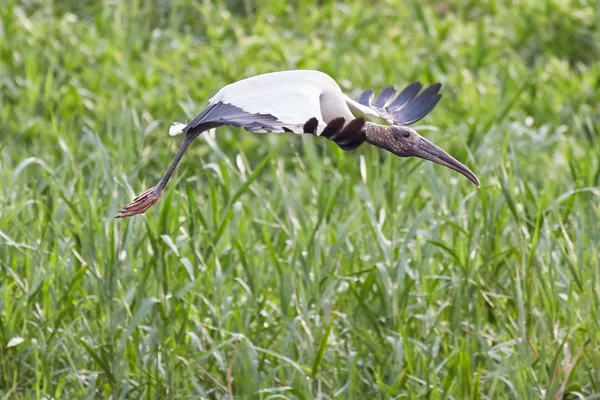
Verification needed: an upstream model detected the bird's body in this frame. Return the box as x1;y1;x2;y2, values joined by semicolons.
209;70;354;127
117;70;479;218
169;70;366;136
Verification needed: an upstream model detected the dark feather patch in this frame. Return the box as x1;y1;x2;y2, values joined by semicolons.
320;117;366;151
373;86;397;108
341;117;366;135
337;138;365;150
184;102;285;133
182;101;316;134
332;117;365;141
321;117;346;139
303;117;319;134
336;118;366;150
357;89;375;107
387;82;422;111
393;83;442;125
355;82;442;126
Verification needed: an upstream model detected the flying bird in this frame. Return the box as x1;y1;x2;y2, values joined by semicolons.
116;70;479;218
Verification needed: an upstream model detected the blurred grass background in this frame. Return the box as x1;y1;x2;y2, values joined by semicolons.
1;0;600;398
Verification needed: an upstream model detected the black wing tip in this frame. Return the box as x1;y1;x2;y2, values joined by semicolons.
303;117;319;134
421;82;442;96
356;80;443;125
336;118;366;150
337;136;366;150
357;89;375;107
406;81;423;90
320;117;346;139
374;86;398;108
429;82;442;91
425;94;443;116
387;82;423;111
320;117;366;150
394;92;442;125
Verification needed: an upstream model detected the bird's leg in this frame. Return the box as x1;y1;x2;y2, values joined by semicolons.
116;130;200;218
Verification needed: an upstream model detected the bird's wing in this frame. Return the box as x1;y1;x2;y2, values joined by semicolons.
350;82;442;125
170;71;367;150
175;101;365;150
177;82;327;135
180;102;305;134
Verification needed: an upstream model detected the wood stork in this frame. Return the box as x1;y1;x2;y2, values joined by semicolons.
116;70;479;218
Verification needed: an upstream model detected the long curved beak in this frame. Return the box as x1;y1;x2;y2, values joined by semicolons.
412;134;480;187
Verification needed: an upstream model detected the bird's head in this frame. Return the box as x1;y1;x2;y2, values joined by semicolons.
388;125;479;186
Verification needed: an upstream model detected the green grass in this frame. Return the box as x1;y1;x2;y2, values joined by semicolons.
1;0;600;398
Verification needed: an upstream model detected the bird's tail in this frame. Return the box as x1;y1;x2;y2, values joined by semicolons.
169;122;186;136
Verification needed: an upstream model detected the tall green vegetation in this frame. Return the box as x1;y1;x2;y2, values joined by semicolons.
1;0;599;398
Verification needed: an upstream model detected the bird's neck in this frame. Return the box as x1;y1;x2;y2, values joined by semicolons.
363;122;394;151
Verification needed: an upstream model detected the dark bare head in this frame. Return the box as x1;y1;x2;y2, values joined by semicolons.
364;123;479;186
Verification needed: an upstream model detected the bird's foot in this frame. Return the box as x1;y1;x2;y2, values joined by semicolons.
115;186;163;218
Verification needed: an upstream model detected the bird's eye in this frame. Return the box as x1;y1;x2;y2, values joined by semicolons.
393;126;411;139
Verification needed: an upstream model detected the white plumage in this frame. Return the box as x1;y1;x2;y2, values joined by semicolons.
210;70;336;125
169;70;377;136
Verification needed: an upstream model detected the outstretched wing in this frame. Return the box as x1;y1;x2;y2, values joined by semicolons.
169;101;366;151
169;71;368;150
180;75;330;135
180;101;307;134
350;82;442;125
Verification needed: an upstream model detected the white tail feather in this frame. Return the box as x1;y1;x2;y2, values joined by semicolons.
169;122;186;136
